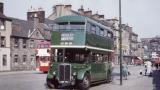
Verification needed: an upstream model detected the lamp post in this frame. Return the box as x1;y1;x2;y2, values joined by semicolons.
119;0;123;85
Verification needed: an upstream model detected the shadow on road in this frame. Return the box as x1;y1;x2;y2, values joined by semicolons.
152;70;160;90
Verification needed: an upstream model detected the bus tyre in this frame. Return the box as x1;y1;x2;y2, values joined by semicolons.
78;74;90;90
47;79;58;89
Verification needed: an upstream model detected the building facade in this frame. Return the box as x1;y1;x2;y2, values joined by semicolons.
0;2;12;71
141;37;160;61
10;8;53;71
121;24;132;64
130;32;138;62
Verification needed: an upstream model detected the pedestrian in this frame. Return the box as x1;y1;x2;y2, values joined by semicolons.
122;61;128;80
144;60;152;76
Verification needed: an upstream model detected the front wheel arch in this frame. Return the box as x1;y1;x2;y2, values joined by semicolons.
77;70;90;80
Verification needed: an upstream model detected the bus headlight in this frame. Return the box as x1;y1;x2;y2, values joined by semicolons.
73;72;76;76
53;71;56;75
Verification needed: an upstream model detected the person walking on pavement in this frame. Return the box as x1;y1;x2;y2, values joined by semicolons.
122;61;128;80
144;60;152;76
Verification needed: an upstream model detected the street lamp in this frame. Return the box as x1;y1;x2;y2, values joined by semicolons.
119;0;123;85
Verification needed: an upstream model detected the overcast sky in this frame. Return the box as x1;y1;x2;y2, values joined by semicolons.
2;0;160;38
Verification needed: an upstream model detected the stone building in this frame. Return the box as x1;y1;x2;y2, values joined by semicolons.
141;38;152;60
141;37;160;61
10;8;54;71
136;41;144;60
130;31;138;61
0;2;12;71
121;24;132;64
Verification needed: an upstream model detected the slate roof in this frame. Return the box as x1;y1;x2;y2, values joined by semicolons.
11;17;34;38
0;12;11;21
11;17;54;40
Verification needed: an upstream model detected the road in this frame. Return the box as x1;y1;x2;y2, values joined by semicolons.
0;66;158;90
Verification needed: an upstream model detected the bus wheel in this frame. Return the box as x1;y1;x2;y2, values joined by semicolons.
46;79;58;89
78;74;90;90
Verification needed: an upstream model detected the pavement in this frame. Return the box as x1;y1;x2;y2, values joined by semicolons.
91;65;154;90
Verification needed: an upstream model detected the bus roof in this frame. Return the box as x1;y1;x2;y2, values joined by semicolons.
54;15;113;32
54;15;86;22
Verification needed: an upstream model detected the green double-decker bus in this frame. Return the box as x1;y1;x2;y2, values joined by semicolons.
46;15;114;90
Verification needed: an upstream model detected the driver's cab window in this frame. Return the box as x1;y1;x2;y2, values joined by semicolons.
57;52;63;62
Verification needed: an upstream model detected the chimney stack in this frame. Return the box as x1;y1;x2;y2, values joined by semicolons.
27;7;45;23
65;5;72;11
53;4;72;17
0;2;4;14
92;11;99;20
84;10;92;17
99;15;105;20
78;5;84;15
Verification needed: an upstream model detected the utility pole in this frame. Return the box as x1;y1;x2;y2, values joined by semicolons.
119;0;123;85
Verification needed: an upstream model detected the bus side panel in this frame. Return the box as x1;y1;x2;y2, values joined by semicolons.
86;33;114;49
51;31;61;45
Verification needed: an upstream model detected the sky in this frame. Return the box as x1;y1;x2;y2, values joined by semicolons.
2;0;160;38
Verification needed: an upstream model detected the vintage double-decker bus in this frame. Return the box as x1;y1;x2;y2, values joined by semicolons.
46;16;114;89
36;40;51;73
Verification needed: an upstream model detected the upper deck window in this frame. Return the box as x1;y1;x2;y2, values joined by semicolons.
91;25;96;34
58;22;68;30
57;22;85;30
100;28;104;36
107;31;113;38
70;22;85;30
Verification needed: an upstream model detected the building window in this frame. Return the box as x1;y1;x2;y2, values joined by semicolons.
36;32;39;37
0;19;5;30
14;55;18;63
1;36;6;47
30;55;35;65
3;55;7;66
14;38;19;48
23;55;27;63
44;44;49;48
30;40;34;48
23;39;27;48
